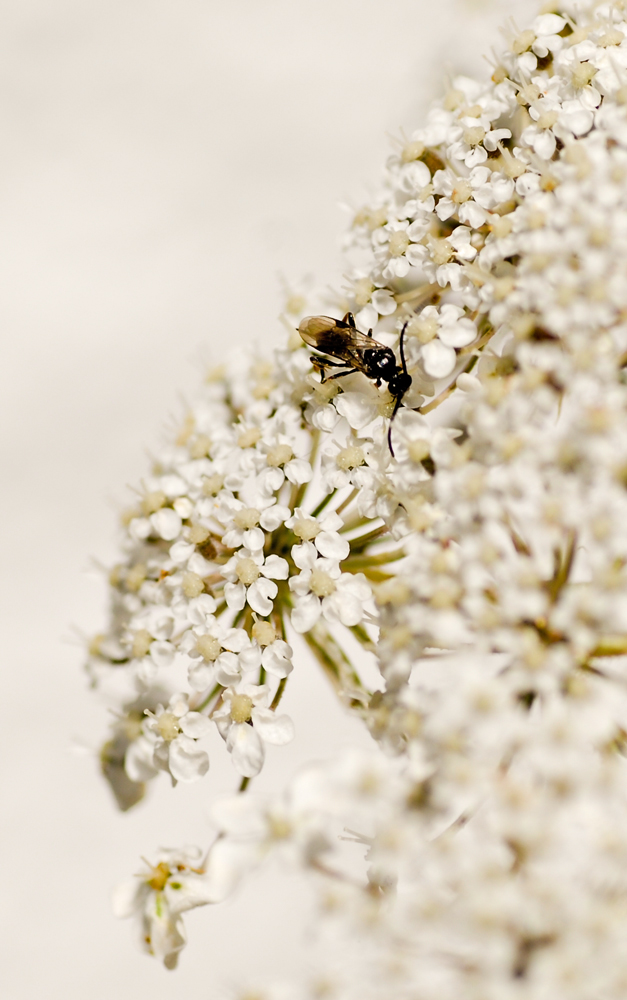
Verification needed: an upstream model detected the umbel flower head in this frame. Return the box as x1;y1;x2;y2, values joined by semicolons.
87;0;627;993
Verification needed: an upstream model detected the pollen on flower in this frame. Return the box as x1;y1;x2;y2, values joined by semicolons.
157;712;180;741
352;277;374;306
238;427;262;449
252;620;276;646
401;139;425;163
571;61;597;88
187;523;211;545
266;444;294;467
195;634;221;661
388;231;410;257
511;28;535;54
406;314;438;344
236;558;260;585
132;629;153;658
430;239;453;266
407;439;431;463
463;126;486;147
230;694;253;724
353;205;388;230
146;861;171;892
309;569;337;598
182;571;205;598
336;446;365;471
141;491;167;516
126;563;147;592
188;434;212;459
234;508;261;530
291;515;320;541
201;473;224;496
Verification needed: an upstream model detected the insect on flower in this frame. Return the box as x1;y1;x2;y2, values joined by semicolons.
298;312;412;456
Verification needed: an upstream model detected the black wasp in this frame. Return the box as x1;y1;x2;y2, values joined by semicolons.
298;311;411;456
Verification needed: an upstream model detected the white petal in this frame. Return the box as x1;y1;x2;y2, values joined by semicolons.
214;651;243;686
292;541;318;570
335;391;378;430
150;640;176;669
251;707;295;745
243;527;265;551
532;12;565;34
247;578;277;616
421;341;457;378
180;711;212;739
458;201;487;229
124;737;159;782
261;640;294;678
371;289;397;315
224;581;247;611
312;404;341;432
559;107;594;137
187;594;217;623
323;592;363;627
259;504;291;531
439;318;477;348
285;459;312;484
221;627;250;653
169;735;210;782
290;594;322;633
227;723;265;777
150;508;182;541
188;660;215;691
355;303;377;331
315;531;350;561
169;540;196;565
533;129;557;160
257;467;284;494
261;555;290;580
166;871;227;912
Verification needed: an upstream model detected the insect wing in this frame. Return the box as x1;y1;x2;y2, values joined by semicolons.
299;315;389;370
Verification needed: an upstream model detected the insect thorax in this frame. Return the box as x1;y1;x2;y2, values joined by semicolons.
363;347;397;381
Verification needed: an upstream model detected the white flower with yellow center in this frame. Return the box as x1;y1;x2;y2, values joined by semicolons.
143;694;211;783
212;682;295;777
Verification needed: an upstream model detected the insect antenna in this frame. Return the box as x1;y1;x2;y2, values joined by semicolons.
387;394;404;456
399;320;409;375
387;321;410;457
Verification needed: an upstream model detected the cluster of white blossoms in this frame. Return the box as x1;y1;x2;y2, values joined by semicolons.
88;0;627;992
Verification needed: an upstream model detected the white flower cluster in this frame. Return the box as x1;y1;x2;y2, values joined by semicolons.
88;0;627;991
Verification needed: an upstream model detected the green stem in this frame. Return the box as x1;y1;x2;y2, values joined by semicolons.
343;548;405;570
350;623;373;647
348;524;389;553
335;488;358;517
310;490;336;519
270;676;288;710
196;682;223;713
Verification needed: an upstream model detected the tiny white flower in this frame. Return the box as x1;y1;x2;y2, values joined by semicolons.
213;683;295;777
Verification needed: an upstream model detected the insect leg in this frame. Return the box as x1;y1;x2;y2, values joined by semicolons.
310;356;351;368
321;367;359;383
387;393;404;457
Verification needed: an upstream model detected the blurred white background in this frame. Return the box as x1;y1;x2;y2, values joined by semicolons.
1;1;537;996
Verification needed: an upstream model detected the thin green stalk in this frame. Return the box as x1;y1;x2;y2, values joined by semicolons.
270;676;288;710
310;490;337;519
196;682;223;713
